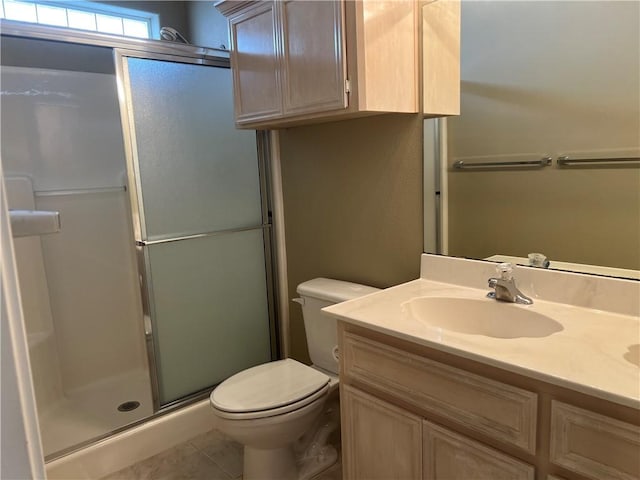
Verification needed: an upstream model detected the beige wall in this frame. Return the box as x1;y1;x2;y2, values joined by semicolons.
279;114;424;362
447;1;640;270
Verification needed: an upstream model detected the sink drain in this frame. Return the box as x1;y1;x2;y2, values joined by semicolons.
117;401;140;412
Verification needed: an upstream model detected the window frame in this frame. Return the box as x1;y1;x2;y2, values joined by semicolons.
0;0;160;39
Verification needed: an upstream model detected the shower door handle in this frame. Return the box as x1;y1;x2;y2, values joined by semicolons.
135;224;270;247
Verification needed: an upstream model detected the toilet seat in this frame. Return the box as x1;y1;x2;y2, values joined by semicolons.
211;359;330;420
212;383;329;420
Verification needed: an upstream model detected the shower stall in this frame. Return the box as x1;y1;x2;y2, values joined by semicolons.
1;26;277;460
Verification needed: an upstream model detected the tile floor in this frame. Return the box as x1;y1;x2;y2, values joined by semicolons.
101;429;342;480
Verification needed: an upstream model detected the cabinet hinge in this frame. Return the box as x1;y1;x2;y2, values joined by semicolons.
345;79;351;94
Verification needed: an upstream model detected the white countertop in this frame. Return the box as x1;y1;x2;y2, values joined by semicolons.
323;255;640;409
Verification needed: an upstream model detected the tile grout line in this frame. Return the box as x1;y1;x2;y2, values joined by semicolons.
188;439;240;479
189;444;235;480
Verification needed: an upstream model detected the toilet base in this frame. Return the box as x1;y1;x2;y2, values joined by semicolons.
241;401;340;480
242;443;338;480
296;394;340;480
298;444;338;480
244;446;297;480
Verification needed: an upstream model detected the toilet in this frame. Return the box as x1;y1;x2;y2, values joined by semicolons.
209;278;379;480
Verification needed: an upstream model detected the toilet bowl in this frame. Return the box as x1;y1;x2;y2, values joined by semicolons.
210;278;379;480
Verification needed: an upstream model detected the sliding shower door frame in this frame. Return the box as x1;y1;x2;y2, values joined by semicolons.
0;23;279;461
114;49;279;412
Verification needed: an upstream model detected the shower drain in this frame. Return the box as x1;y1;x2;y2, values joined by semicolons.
117;401;140;412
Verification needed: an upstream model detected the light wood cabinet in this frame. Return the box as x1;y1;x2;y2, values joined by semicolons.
422;0;460;116
228;2;282;123
223;0;348;125
279;0;347;116
218;0;457;128
339;322;640;480
550;401;640;480
342;385;423;479
342;330;537;453
424;420;534;480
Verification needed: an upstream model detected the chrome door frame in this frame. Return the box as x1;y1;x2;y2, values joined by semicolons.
0;19;229;63
113;48;278;412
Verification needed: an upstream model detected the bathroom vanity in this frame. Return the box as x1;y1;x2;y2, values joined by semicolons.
324;255;640;480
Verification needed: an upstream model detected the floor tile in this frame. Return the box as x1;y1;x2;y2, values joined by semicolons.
100;424;343;480
101;443;230;480
189;429;243;478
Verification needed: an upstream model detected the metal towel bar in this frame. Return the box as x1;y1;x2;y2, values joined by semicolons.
453;157;552;170
557;156;640;167
34;186;127;197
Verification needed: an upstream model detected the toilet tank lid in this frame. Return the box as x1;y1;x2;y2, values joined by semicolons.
296;278;380;303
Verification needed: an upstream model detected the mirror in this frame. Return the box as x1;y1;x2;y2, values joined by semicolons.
425;1;640;279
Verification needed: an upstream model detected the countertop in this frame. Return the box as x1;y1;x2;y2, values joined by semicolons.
323;256;640;410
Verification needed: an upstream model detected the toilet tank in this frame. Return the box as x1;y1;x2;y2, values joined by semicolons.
295;278;380;375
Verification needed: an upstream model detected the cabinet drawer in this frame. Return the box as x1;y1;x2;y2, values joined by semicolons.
550;401;640;480
424;420;534;480
342;331;537;453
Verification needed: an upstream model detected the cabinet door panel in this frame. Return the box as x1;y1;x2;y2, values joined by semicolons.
342;385;422;480
343;331;538;453
230;2;282;123
422;0;460;115
424;421;535;480
280;0;347;115
550;401;640;480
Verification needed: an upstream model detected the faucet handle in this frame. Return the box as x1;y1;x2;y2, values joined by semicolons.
496;262;514;281
528;252;550;268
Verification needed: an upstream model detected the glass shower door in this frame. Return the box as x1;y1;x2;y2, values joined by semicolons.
116;53;273;408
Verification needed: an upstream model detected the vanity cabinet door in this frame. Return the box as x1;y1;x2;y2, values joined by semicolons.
423;421;535;480
228;2;283;124
342;385;422;480
550;401;640;480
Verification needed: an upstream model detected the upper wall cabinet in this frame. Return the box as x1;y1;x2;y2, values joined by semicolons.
217;0;426;128
422;0;460;116
224;2;283;123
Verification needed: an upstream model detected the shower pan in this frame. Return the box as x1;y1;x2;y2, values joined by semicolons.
1;32;276;460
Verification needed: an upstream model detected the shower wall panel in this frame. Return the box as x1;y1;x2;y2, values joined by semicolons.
1;67;126;191
1;66;147;394
5;176;63;418
37;192;146;391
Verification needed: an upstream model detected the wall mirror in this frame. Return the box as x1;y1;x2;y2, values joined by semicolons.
424;0;640;279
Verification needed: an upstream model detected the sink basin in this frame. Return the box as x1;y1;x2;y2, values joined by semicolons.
403;297;563;339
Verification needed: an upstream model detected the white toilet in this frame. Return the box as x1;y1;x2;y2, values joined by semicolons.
209;278;379;480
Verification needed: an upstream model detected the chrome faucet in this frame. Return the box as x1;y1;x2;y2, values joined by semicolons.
487;263;533;305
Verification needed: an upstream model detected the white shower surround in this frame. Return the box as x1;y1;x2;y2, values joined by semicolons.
1;65;150;456
46;399;217;479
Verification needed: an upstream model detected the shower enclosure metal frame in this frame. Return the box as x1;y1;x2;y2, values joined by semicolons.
114;48;279;412
1;19;280;459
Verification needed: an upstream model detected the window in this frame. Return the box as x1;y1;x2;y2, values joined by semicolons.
0;1;158;39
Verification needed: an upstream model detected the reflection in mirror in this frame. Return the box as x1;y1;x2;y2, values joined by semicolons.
425;0;640;279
